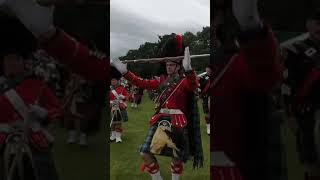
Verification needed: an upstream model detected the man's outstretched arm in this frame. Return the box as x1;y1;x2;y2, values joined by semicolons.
5;0;109;83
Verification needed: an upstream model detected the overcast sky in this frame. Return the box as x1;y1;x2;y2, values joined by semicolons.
110;0;210;59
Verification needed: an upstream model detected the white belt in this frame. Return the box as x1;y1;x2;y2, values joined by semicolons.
211;151;235;167
159;108;183;115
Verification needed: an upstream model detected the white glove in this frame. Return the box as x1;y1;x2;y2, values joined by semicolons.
182;47;192;71
232;0;261;30
5;0;55;38
29;104;48;120
110;58;127;74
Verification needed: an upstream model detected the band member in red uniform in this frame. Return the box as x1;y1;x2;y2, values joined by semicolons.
0;16;61;180
63;73;97;146
130;85;143;108
110;68;129;143
111;34;203;180
212;0;282;179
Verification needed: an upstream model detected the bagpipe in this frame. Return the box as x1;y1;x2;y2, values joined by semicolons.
109;99;123;127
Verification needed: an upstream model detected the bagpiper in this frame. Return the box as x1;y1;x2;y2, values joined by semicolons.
110;68;129;143
211;0;282;179
130;85;143;108
0;15;61;180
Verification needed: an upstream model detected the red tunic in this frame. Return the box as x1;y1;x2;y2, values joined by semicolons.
109;85;129;110
0;79;61;123
41;29;109;84
123;71;198;127
211;26;282;174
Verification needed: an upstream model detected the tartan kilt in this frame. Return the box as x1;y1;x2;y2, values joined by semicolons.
121;110;128;122
138;116;190;162
111;109;128;123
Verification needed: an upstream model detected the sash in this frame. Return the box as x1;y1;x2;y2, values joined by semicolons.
212;55;237;88
4;89;54;142
111;89;120;98
154;77;184;112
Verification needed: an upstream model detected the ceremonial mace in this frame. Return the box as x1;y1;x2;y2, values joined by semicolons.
122;54;210;64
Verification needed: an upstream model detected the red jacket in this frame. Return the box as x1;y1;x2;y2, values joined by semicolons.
0;79;61;123
124;71;198;127
41;29;109;84
109;85;129;110
211;26;281;173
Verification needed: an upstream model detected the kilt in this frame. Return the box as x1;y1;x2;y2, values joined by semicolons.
138;116;190;162
121;110;128;122
139;125;157;154
111;109;128;123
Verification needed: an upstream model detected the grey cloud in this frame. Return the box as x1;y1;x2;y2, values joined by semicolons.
111;12;204;58
110;0;209;59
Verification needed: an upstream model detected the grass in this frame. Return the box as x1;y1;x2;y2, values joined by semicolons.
52;112;108;180
47;94;301;180
110;94;210;180
281;121;305;180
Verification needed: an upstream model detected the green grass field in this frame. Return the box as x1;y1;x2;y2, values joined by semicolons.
110;94;210;180
51;113;108;180
281;122;305;180
48;94;305;180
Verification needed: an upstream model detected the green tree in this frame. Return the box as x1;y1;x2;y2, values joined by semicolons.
119;27;210;78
